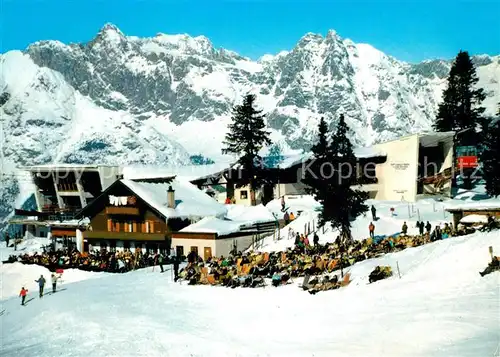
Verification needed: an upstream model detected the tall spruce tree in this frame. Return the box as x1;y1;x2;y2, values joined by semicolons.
302;117;332;226
433;50;486;141
222;94;271;205
480;104;500;197
324;114;369;241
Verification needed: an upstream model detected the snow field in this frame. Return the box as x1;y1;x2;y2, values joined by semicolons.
0;231;498;357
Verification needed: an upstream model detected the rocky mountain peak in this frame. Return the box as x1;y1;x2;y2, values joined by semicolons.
0;26;499;228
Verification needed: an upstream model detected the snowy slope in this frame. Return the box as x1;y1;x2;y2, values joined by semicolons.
1;231;498;357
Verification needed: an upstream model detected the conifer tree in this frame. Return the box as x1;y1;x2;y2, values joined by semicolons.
302;117;332;225
433;50;486;142
324;114;368;241
222;94;271;205
480;104;500;197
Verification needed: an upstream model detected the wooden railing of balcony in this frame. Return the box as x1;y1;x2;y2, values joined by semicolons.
105;206;140;216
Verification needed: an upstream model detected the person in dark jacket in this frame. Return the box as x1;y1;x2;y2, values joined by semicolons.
35;275;46;298
425;221;432;234
294;233;301;245
371;205;377;221
419;221;425;235
313;233;319;246
173;256;180;282
5;233;10;248
284;211;290;225
401;222;408;235
187;250;196;265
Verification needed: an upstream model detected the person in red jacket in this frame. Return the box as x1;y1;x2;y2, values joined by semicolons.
369;222;375;239
19;287;28;305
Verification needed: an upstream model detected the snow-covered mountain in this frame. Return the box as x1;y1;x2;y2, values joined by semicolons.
0;23;499;224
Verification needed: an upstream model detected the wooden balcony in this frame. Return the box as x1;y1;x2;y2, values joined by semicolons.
83;231;165;241
105;206;140;216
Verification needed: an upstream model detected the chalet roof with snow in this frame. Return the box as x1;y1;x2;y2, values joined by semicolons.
277;146;387;169
445;201;500;212
76;177;227;220
122;162;234;182
179;205;277;237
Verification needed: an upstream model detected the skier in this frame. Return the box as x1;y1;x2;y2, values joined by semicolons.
281;196;286;211
35;274;46;298
51;273;59;293
371;205;377;221
19;287;28;305
369;222;375;239
5;232;10;248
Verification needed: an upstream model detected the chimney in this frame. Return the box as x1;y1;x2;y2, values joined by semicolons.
167;185;175;208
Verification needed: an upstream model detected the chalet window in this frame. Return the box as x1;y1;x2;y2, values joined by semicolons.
114;221;120;232
142;220;155;233
240;190;248;199
107;219;113;232
190;246;198;256
176;246;184;258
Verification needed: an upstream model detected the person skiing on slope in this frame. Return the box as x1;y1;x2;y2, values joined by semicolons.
51;273;59;293
371;205;377;221
35;274;46;298
19;287;28;305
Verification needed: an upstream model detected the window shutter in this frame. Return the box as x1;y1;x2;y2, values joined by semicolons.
133;222;137;232
115;222;120;232
107;219;112;232
141;222;146;233
150;221;155;233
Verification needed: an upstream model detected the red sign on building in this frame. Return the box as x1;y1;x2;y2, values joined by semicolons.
457;156;478;169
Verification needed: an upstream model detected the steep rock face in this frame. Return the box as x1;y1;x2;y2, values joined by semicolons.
22;24;499;151
1;23;499;226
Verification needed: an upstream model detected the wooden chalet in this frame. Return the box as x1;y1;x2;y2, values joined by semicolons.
75;176;227;253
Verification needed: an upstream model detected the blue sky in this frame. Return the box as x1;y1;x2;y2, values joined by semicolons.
1;0;499;62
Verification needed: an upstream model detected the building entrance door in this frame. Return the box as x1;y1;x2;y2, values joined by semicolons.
204;247;212;261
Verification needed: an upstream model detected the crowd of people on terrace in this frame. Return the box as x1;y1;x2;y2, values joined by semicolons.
4;247;174;273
